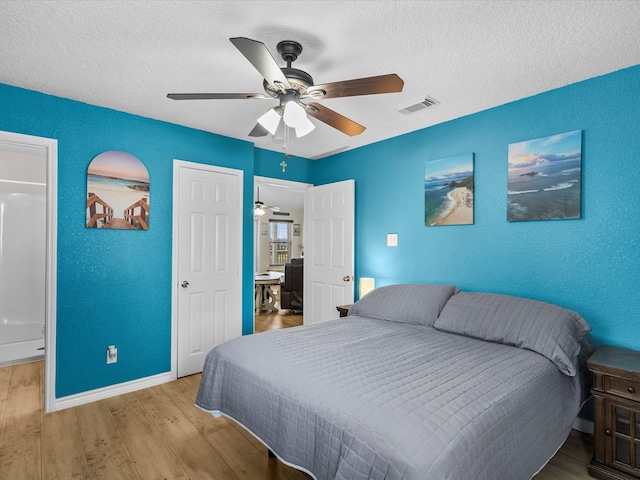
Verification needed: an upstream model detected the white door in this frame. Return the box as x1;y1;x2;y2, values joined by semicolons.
303;180;355;324
173;161;242;377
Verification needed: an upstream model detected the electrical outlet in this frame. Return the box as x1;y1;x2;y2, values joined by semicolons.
387;233;398;247
107;345;117;364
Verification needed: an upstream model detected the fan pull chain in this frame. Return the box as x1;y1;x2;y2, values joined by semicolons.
283;124;290;151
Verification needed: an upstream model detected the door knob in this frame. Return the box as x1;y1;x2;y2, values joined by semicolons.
181;281;189;288
343;276;351;282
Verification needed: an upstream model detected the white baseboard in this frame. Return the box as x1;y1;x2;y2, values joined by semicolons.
52;371;173;412
573;416;594;435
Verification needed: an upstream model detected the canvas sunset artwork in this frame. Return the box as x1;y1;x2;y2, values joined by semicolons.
86;150;150;230
424;153;474;226
507;130;582;222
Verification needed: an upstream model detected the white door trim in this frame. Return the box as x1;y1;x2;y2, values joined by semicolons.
0;130;58;413
171;159;243;379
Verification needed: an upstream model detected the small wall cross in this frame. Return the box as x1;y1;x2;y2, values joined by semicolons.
280;160;287;172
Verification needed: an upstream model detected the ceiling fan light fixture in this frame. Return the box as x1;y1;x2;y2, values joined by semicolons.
254;202;266;216
294;115;315;137
257;108;281;135
283;101;314;137
282;101;305;127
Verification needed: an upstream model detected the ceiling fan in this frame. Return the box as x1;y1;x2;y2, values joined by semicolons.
167;37;404;138
254;186;279;216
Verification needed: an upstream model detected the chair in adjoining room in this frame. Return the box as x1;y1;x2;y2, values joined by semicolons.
280;259;303;312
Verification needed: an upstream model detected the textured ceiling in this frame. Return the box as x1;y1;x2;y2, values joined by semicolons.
1;1;639;162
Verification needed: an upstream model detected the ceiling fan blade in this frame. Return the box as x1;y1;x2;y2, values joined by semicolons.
249;123;270;137
230;37;291;90
305;73;404;99
305;103;366;136
167;93;268;100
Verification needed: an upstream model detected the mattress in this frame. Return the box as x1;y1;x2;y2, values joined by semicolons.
196;315;584;479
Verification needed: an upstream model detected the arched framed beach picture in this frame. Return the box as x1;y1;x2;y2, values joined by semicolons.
507;130;582;222
424;153;474;226
86;150;150;230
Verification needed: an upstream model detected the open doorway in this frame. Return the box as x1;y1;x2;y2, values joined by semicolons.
0;130;57;413
253;176;311;333
0;143;46;366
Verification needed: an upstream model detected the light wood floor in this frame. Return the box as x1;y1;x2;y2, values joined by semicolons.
0;311;592;479
255;309;304;333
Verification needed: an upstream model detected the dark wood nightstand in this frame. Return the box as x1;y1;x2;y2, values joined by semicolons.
588;345;640;479
336;304;353;318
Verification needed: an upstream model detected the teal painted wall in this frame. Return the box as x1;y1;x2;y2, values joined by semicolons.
0;84;314;397
254;148;312;181
312;65;640;350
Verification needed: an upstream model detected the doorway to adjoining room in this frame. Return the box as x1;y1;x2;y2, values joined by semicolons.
253;177;310;333
0;143;47;366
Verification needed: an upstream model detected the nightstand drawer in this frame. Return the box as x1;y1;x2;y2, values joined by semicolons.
606;376;640;402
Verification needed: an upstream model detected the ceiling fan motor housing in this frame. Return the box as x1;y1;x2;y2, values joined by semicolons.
263;41;315;98
264;67;314;97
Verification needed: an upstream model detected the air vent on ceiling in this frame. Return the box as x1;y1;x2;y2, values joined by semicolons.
398;95;440;115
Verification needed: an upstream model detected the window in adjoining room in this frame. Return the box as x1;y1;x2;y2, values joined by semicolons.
269;219;293;266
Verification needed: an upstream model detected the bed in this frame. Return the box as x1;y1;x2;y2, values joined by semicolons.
196;284;593;479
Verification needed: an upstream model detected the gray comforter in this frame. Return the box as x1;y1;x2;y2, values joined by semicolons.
196;315;585;479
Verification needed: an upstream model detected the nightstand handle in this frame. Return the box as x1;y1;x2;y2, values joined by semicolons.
628;386;635;393
605;429;612;436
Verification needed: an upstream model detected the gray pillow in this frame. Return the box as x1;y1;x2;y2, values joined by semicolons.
433;291;591;376
348;283;459;327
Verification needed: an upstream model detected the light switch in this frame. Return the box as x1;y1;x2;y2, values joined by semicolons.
387;233;398;247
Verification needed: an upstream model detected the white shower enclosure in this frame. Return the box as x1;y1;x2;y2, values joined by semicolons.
0;144;46;365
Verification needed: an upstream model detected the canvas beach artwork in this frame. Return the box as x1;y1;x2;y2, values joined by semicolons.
507;130;582;222
86;150;150;230
425;153;474;226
